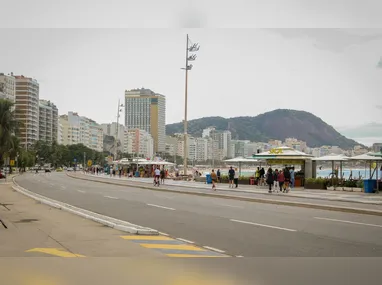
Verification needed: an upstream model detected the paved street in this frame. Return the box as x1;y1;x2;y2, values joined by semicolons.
14;173;382;258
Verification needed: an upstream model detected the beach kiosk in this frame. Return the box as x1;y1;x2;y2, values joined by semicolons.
252;146;314;187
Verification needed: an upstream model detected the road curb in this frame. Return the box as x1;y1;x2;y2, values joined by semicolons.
12;177;159;235
67;173;382;217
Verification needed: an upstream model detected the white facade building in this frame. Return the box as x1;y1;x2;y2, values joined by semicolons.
14;75;39;148
39;100;58;144
57;119;63;144
195;137;208;161
202;127;215;138
211;130;232;158
0;73;16;102
124;128;154;158
60;112;103;152
125;88;166;153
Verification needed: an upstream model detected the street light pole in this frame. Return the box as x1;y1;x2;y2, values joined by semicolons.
182;34;200;176
114;99;124;161
183;34;189;176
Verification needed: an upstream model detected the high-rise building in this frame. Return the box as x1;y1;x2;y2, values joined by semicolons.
125;88;166;153
195;137;208;161
0;73;16;102
211;130;232;159
60;112;103;152
14;75;39;148
57;119;63;144
39;100;58;144
124;128;154;158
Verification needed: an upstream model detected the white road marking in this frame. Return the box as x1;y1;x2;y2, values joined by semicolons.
147;204;175;211
104;196;119;199
177;238;194;244
314;217;382;228
77;190;86;193
236;255;244;258
159;232;169;236
203;246;225;253
216;203;243;208
230;219;297;232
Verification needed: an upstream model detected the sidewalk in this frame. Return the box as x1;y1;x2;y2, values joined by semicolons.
0;183;163;258
81;173;382;205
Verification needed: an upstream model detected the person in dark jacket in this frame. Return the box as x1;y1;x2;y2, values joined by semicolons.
266;168;274;193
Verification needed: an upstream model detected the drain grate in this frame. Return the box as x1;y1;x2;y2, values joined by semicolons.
0;219;7;229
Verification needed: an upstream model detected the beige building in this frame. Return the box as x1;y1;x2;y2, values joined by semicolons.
60;112;103;152
125;88;166;153
39;100;58;144
124;128;154;158
14;75;39;149
0;73;16;102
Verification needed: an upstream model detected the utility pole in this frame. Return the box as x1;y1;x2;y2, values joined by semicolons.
182;34;200;176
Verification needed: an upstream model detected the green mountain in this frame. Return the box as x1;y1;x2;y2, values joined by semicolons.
166;109;361;149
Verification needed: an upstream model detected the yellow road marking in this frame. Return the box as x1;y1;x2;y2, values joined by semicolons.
121;235;174;241
26;248;85;258
166;254;228;258
140;244;205;251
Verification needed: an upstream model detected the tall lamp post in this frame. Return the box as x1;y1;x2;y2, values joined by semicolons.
182;34;200;176
114;99;124;160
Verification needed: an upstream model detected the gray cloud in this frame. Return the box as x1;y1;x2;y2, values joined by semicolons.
266;29;382;52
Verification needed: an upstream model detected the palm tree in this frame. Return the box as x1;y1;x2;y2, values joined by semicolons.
0;99;19;166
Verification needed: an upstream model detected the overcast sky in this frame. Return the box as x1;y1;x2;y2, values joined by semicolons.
1;0;382;144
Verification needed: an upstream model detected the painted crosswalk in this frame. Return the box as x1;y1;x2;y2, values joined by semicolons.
121;235;228;258
26;248;85;257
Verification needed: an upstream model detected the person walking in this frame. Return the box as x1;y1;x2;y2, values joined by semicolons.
211;169;218;191
278;169;285;192
234;168;239;188
290;167;295;189
266;168;274;193
283;167;290;192
160;168;165;185
217;169;221;183
255;167;260;185
228;166;235;188
273;169;279;193
154;167;160;186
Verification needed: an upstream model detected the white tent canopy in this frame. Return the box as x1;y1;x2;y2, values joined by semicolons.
224;156;259;175
313;153;349;161
348;153;382;161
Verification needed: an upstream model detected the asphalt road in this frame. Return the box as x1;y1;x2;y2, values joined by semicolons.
15;173;382;258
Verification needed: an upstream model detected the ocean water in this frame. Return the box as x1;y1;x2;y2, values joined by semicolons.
214;169;382;179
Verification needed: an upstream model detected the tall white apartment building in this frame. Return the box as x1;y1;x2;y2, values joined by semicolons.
165;136;178;156
176;135;196;161
207;138;219;161
202;127;215;138
195;137;208;161
39;100;58;144
60;112;103;152
211;130;232;159
14;75;39;148
125;88;166;153
57;119;63;144
124;128;154;158
0;73;16;102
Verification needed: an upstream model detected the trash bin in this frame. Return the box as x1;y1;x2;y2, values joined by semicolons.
135;171;140;177
363;179;377;193
206;174;212;184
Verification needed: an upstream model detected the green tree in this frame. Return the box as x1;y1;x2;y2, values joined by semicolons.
0;99;19;167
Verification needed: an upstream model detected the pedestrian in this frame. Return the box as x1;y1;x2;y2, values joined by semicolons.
273;169;279;193
228;166;235;188
278;169;285;192
154;167;160;186
217;169;221;183
234;168;239;188
283;167;291;192
211;169;218;190
266;168;274;193
160;168;165;184
260;167;265;186
290;167;295;189
255;167;260;185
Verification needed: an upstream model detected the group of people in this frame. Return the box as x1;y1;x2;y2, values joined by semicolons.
209;167;239;190
265;167;295;193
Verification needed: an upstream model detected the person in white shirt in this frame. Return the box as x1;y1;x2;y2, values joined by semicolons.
234;168;239;188
154;167;161;186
